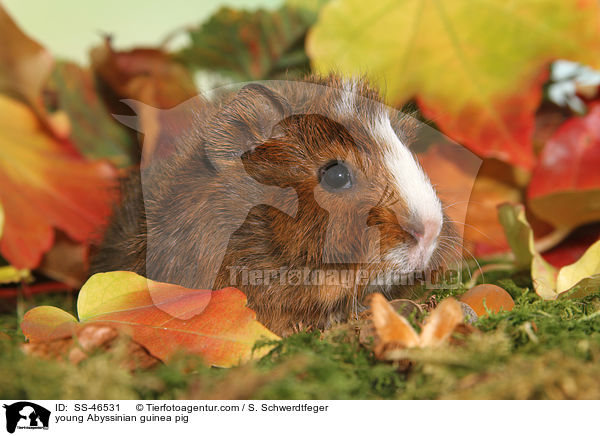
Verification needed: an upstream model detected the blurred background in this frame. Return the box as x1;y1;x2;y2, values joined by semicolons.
4;0;282;64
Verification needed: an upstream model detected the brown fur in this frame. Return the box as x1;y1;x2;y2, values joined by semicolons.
91;75;456;336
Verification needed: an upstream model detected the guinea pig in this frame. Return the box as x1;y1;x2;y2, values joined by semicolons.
91;75;456;336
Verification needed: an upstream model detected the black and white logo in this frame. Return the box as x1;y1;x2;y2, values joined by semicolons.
3;402;50;433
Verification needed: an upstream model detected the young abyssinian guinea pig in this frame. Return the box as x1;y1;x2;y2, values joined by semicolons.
91;75;456;336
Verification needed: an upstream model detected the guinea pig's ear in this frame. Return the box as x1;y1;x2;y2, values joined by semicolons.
204;83;290;169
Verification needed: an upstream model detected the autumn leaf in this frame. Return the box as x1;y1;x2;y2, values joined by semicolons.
418;147;522;256
307;0;600;169
527;102;600;229
0;95;117;269
177;1;327;80
0;5;53;115
370;293;467;361
44;62;138;168
22;272;280;367
21;317;160;370
21;305;78;342
555;241;600;299
91;38;197;110
464;172;522;256
543;224;600;268
498;203;600;299
90;38;197;162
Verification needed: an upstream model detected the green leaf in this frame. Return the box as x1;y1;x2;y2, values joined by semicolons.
497;203;534;269
45;62;137;167
177;1;328;80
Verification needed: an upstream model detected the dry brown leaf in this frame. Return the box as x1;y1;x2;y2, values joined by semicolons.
369;293;472;363
370;294;420;359
419;298;465;347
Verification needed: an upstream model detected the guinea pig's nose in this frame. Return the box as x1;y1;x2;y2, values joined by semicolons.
405;218;441;248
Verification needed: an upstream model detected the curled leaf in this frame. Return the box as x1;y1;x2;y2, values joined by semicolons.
370;293;419;358
369;293;467;362
556;241;600;299
419;298;465;347
498;203;600;299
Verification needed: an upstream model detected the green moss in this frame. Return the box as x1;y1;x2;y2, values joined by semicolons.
1;271;600;399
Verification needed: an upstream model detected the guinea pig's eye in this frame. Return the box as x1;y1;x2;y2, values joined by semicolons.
319;161;352;191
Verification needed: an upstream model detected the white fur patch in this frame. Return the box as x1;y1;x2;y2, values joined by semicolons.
374;115;442;221
335;80;357;117
373;114;444;267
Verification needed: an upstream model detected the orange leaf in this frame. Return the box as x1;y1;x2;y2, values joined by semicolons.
90;39;197;110
0;96;117;268
22;272;279;367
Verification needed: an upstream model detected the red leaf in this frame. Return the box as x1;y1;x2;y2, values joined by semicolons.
418;70;548;170
528;102;600;228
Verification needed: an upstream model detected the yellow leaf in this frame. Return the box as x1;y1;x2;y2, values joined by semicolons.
499;203;600;299
307;0;600;169
556;240;600;295
0;265;31;284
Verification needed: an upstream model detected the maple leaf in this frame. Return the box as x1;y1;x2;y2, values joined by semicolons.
307;0;600;169
21;272;280;367
527;102;600;229
0;95;117;269
498;203;600;299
